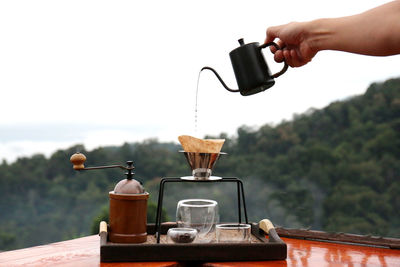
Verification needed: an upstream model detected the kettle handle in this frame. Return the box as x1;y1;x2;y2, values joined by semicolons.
259;42;289;79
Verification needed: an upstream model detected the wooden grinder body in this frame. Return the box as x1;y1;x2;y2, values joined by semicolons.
109;191;149;243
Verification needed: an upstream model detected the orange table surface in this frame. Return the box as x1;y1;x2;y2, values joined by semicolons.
1;235;399;266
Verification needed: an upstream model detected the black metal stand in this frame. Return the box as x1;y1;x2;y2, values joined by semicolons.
154;177;248;243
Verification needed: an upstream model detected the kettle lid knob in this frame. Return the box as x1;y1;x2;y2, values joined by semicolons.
238;38;245;46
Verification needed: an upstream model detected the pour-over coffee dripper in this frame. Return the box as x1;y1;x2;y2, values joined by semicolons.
180;151;226;180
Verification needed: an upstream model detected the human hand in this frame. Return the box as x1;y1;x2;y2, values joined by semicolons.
265;21;318;67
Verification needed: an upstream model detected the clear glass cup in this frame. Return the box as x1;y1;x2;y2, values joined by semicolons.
166;228;197;243
216;223;251;243
176;199;219;242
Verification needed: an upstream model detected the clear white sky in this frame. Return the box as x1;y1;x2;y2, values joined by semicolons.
1;0;399;162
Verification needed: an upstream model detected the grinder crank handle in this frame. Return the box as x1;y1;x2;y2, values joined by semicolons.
70;152;134;171
259;219;284;243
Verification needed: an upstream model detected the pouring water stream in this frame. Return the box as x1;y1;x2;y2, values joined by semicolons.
194;69;201;135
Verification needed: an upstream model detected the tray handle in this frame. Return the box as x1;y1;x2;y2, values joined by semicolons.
99;221;108;234
259;219;284;243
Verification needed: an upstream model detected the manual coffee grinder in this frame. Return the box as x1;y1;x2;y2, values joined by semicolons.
70;152;149;243
154;151;249;243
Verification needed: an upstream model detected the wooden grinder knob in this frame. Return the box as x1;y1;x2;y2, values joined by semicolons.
70;152;86;170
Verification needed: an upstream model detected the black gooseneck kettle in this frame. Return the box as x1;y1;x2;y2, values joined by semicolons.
203;38;288;96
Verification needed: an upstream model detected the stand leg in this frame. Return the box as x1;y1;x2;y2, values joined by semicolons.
221;178;248;225
237;181;241;223
238;179;248;224
155;178;167;243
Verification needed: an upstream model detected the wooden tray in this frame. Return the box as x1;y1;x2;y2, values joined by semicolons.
100;223;287;262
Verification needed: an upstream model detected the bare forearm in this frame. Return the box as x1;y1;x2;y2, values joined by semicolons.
311;0;400;56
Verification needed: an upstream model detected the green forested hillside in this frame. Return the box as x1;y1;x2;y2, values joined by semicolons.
0;78;399;251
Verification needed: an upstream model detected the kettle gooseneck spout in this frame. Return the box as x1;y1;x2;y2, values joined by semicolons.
200;66;240;93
